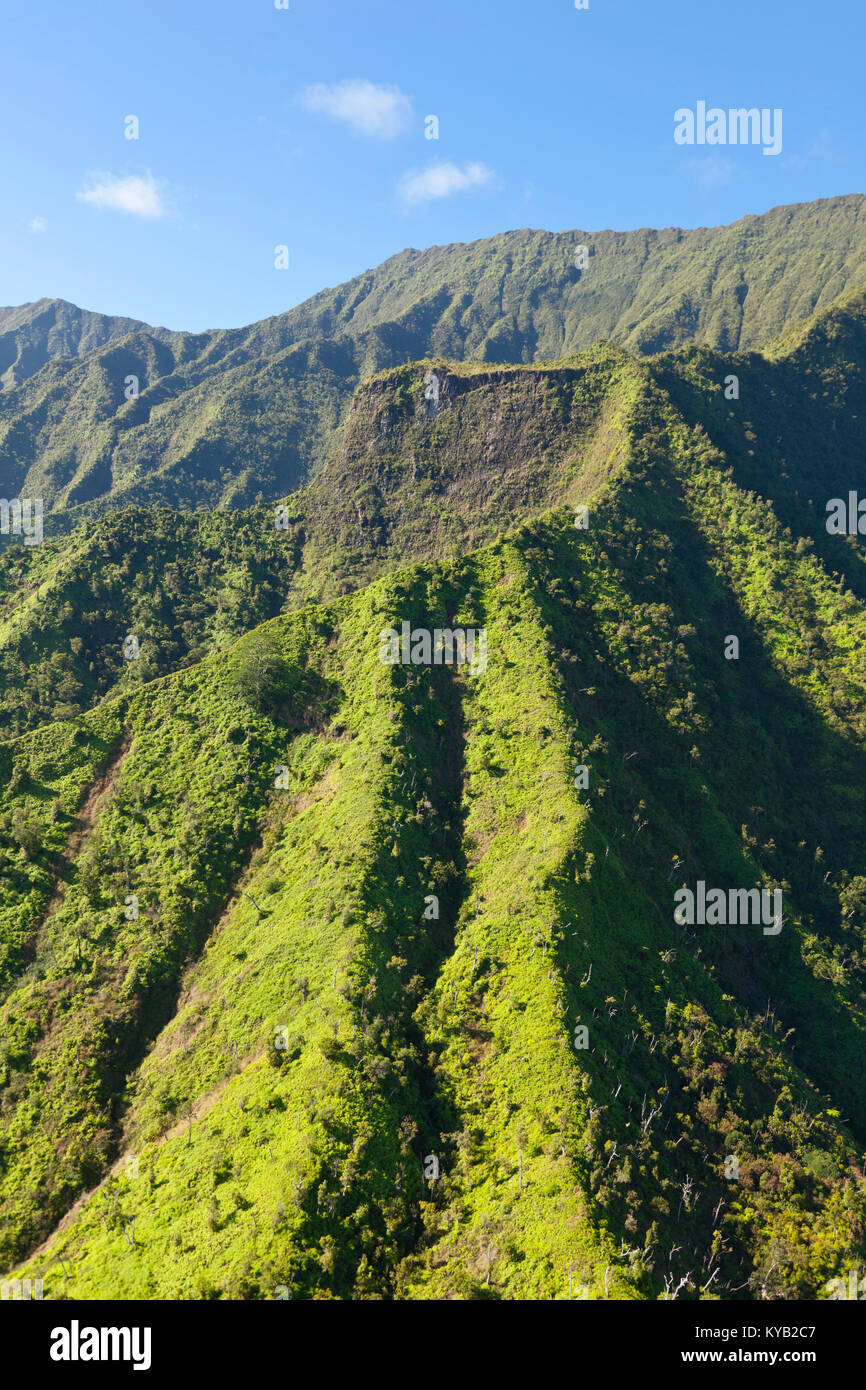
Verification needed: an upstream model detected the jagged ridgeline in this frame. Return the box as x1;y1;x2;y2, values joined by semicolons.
2;193;866;512
2;343;866;1297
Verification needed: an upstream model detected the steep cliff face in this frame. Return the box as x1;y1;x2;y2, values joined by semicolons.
0;345;646;740
285;348;642;603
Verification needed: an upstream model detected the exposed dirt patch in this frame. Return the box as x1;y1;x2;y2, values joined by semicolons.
464;1012;493;1066
37;734;133;936
466;826;494;867
148;759;342;1042
291;759;340;815
160;1049;263;1142
24;1048;263;1266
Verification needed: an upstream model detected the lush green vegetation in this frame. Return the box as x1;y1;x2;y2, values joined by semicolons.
3;482;866;1297
1;214;866;1299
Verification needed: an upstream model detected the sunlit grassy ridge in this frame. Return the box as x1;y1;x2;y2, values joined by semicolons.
3;444;866;1297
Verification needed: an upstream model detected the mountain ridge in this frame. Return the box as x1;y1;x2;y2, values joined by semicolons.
3;286;865;746
3;193;866;514
6;190;864;347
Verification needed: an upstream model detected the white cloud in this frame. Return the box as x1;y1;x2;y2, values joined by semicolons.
29;216;47;233
683;154;739;190
783;130;840;171
299;79;412;138
76;171;168;219
398;160;496;206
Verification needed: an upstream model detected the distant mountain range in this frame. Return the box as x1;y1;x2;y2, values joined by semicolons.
2;193;866;514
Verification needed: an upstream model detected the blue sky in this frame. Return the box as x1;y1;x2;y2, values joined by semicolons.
1;0;862;331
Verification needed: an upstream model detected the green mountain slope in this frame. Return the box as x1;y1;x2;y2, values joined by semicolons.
273;194;866;360
3;212;866;1301
3;194;866;512
0;299;175;393
2;326;866;1299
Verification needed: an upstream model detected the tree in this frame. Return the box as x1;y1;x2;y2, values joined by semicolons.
11;809;42;860
228;630;290;713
